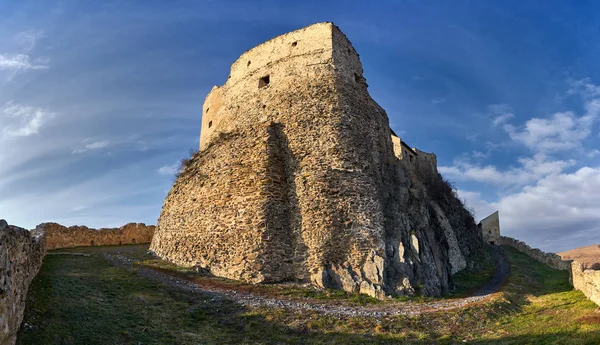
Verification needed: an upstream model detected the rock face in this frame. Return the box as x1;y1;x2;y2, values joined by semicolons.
0;220;45;345
150;22;487;298
36;222;155;250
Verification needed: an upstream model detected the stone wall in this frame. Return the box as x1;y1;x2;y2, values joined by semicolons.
571;262;600;306
152;22;488;299
0;220;45;345
499;236;572;271
36;222;155;250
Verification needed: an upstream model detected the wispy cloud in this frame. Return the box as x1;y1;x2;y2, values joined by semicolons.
1;101;55;137
0;54;48;71
157;163;178;176
73;140;110;154
14;30;44;53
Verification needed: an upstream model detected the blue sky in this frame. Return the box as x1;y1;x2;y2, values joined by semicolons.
1;0;600;252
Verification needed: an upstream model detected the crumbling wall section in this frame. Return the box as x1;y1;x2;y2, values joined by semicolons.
0;220;46;345
571;262;600;306
499;236;572;271
37;223;155;250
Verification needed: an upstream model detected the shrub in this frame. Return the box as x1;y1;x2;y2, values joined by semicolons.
175;148;198;178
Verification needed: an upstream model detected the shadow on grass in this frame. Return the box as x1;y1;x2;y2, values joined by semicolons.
17;244;598;345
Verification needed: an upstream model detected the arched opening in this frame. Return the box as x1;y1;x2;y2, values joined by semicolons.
208;121;213;128
119;241;122;245
90;240;95;246
132;238;136;244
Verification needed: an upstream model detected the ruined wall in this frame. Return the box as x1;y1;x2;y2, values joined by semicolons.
0;220;45;345
153;22;488;298
479;211;500;245
571;262;600;306
37;223;155;250
499;236;572;271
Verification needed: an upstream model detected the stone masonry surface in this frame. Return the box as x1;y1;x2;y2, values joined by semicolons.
571;262;600;306
0;220;45;345
36;222;155;250
151;22;488;299
479;211;500;245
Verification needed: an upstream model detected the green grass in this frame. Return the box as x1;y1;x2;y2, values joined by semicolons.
17;244;600;344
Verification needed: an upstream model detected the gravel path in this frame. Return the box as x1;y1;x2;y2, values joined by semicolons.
105;246;509;318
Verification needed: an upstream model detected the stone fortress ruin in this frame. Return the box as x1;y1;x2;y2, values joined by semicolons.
150;22;489;298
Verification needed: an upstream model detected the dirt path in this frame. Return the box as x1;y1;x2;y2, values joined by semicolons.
104;246;509;318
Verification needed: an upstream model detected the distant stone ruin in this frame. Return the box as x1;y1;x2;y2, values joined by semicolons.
478;211;500;245
150;22;488;298
35;222;155;250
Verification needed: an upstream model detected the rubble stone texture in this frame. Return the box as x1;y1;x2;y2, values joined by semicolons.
571;262;600;306
150;22;487;298
35;222;155;250
499;236;572;271
0;220;45;345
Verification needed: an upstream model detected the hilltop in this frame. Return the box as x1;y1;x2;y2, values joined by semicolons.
559;244;600;268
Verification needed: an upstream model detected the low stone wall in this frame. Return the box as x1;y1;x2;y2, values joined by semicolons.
499;235;600;307
0;220;46;345
36;222;155;250
498;236;572;271
571;262;600;306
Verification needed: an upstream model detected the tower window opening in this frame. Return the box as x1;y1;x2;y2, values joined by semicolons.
247;60;251;66
291;41;297;47
206;107;209;113
259;75;270;88
208;121;213;128
354;73;361;83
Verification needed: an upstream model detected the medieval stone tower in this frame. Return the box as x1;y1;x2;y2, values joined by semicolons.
150;22;487;298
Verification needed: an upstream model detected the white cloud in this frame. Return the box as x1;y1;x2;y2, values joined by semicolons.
158;163;179;176
440;153;574;186
73;140;110;154
458;167;600;252
503;110;594;152
0;54;48;71
492;113;514;126
14;30;45;53
1;101;54;137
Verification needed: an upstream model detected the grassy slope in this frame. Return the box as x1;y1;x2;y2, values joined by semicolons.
17;245;600;344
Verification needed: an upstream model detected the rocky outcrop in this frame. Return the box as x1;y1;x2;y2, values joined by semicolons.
499;236;572;271
151;22;488;298
0;220;45;345
36;222;155;250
